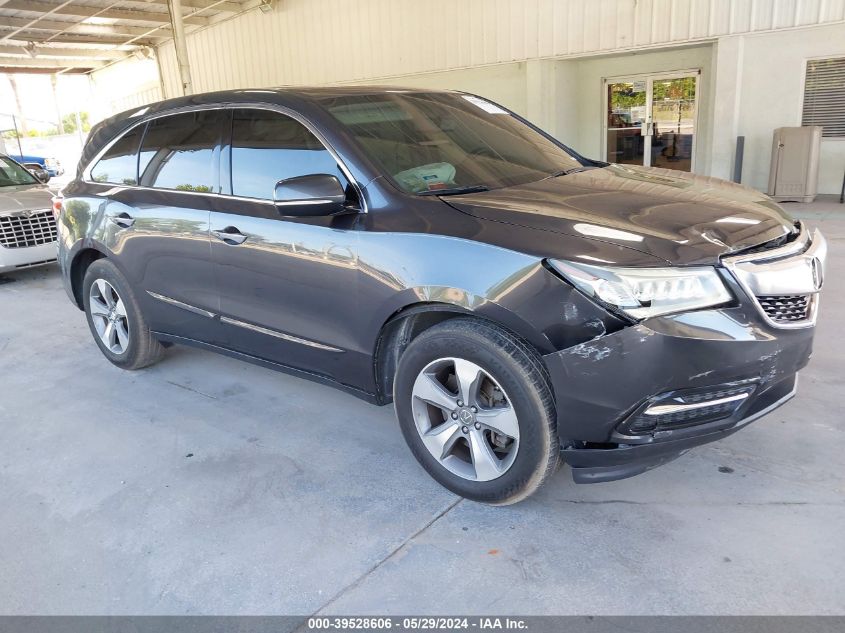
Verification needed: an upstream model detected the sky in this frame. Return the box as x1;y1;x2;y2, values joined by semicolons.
0;74;94;134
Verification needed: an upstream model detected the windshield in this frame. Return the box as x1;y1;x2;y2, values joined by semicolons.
321;92;588;194
0;156;38;187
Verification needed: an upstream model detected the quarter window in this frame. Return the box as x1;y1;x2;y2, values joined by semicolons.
139;110;226;192
90;126;144;185
229;108;345;200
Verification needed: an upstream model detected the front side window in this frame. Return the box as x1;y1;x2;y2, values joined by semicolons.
139;110;226;192
320;92;587;194
90;126;144;185
229;108;345;200
0;156;38;187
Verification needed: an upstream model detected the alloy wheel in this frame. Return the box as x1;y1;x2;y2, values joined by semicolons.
411;357;520;481
89;279;130;355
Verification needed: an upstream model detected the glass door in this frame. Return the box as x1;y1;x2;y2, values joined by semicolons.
605;72;699;172
606;80;647;167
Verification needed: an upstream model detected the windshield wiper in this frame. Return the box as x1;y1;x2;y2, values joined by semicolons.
546;166;595;178
417;185;490;196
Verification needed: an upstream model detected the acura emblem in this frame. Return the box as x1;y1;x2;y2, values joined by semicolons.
811;257;824;291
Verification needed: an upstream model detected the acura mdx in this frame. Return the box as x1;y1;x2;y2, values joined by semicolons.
56;88;826;504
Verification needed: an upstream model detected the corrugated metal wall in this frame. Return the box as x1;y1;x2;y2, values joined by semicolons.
155;0;845;97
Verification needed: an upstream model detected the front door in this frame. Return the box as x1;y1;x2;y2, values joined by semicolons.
604;72;699;172
210;107;363;380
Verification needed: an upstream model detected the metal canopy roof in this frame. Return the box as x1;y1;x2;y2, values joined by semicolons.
0;0;256;74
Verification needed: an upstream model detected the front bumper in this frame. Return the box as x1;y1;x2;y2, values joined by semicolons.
0;241;58;274
543;303;814;483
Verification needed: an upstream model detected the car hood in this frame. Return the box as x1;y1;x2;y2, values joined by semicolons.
444;165;797;265
0;184;54;215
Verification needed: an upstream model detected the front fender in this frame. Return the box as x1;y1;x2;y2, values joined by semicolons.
376;280;559;355
357;232;627;360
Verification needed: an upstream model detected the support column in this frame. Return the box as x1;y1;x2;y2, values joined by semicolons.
166;0;193;96
709;36;745;181
525;59;580;148
526;59;558;137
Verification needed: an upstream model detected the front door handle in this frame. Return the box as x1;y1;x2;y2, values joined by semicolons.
212;226;248;245
109;212;135;228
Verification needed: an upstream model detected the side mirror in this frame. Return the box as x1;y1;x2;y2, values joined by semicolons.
273;174;348;217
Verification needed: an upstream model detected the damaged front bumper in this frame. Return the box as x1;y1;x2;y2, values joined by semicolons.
543;304;815;483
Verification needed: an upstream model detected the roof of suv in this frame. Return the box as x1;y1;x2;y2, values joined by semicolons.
79;86;458;176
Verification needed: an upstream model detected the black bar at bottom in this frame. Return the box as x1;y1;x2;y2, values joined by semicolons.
0;616;844;633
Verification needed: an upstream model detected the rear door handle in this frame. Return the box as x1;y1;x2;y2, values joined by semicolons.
212;226;248;245
109;212;135;228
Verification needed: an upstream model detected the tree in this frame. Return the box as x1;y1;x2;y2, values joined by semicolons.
62;112;91;134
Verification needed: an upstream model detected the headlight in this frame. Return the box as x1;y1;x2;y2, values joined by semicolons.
548;259;733;319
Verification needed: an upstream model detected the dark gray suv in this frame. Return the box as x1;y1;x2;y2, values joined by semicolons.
56;87;826;504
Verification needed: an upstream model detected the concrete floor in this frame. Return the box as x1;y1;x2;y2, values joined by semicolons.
1;199;843;615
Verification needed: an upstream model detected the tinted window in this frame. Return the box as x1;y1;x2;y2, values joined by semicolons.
230;109;344;200
90;126;144;185
139;110;225;192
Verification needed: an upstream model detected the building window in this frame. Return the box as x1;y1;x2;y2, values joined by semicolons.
802;57;845;138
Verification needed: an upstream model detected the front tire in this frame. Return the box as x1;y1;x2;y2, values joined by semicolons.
82;259;164;370
394;318;559;505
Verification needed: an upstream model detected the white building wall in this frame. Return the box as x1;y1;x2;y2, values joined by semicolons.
90;0;845;193
731;23;845;193
350;62;530;118
154;0;845;94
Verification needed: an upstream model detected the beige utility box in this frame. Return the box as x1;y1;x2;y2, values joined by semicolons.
767;126;823;203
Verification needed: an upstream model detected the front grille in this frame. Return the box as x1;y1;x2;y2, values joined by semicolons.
758;295;811;323
723;222;826;329
0;211;57;249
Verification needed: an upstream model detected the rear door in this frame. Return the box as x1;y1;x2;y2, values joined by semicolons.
209;107;362;379
90;109;226;343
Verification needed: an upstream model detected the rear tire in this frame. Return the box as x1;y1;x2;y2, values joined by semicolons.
82;259;164;370
394;317;559;505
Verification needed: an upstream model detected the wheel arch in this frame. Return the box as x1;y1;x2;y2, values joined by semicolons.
68;245;108;309
372;301;554;405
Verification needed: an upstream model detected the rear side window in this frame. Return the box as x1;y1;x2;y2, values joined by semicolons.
139;110;226;192
229;108;344;200
90;126;144;185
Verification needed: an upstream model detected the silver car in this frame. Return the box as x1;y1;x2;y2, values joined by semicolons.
0;155;58;275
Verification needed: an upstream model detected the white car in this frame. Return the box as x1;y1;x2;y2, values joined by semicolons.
0;155;58;275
